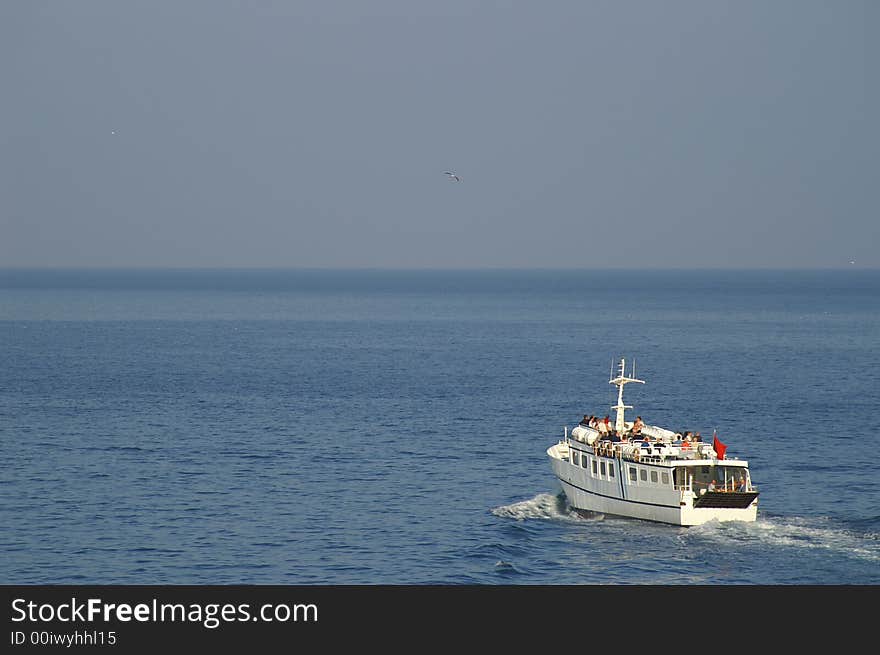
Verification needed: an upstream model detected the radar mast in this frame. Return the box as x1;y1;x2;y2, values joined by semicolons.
609;358;645;432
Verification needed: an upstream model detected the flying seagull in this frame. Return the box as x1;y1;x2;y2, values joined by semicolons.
444;171;461;182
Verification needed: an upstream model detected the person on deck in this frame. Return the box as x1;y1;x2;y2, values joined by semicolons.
631;416;644;437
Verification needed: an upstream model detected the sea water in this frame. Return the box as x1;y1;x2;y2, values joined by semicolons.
1;268;878;584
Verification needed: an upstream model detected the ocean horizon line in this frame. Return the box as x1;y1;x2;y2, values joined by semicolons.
3;266;877;294
0;265;875;273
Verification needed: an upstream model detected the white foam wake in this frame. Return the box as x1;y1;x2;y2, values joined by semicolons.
491;492;583;522
688;515;880;562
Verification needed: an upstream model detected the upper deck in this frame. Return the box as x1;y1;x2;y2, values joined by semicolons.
567;423;748;469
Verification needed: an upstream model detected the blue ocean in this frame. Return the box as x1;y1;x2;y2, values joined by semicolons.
1;269;878;584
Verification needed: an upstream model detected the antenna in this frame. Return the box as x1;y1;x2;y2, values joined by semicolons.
609;357;645;433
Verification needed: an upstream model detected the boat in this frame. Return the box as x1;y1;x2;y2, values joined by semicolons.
547;358;759;526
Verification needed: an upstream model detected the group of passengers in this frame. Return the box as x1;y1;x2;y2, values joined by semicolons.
577;414;710;453
578;414;647;443
704;475;749;493
675;430;702;450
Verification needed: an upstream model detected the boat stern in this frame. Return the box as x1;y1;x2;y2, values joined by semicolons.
679;490;759;525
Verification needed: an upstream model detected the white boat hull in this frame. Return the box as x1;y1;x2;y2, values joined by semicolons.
548;445;758;527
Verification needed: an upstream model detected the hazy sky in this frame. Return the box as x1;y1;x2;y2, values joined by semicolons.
2;1;877;269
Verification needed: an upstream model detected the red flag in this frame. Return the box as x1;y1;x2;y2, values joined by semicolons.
713;433;727;460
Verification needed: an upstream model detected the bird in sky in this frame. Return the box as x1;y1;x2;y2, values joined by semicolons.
444;171;461;182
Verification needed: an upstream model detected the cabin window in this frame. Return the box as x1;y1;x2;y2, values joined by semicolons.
592;460;598;475
640;469;647;482
571;452;577;465
661;472;670;485
608;462;615;478
650;470;658;483
600;462;606;476
629;467;637;482
581;453;589;468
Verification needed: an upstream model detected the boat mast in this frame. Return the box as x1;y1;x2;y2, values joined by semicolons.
609;358;645;432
